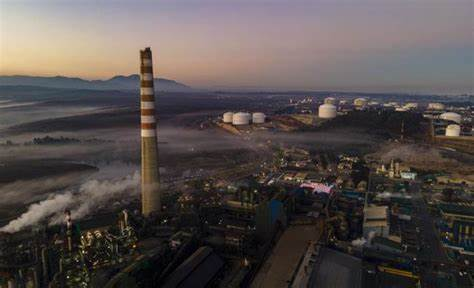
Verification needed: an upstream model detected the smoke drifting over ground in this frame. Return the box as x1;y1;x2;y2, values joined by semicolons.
0;171;139;233
0;171;91;206
379;144;456;166
253;129;377;149
372;143;474;180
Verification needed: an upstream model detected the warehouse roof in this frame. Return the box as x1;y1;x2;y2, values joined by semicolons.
162;246;224;288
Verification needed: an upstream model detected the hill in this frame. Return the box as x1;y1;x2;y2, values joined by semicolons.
0;74;191;92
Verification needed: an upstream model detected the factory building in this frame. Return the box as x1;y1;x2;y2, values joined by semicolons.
252;112;266;124
232;112;251;125
363;206;389;238
223;112;233;123
140;47;161;216
439;112;462;124
255;199;287;241
162;246;224;288
438;203;474;254
318;104;337;119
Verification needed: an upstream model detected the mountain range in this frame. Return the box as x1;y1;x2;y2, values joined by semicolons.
0;75;191;92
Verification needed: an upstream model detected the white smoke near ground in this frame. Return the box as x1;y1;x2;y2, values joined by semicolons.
378;143;456;167
0;171;91;206
1;193;74;233
0;171;139;233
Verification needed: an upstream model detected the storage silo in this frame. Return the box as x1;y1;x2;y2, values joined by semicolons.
428;103;445;110
233;112;250;125
223;112;234;123
368;101;380;106
445;124;461;137
318;104;337;119
404;102;418;110
440;112;462;124
324;97;337;105
252;112;266;124
354;98;368;107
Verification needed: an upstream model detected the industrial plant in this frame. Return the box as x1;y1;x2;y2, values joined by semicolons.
0;49;472;288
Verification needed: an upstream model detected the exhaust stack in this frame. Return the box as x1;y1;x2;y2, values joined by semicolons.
140;47;161;216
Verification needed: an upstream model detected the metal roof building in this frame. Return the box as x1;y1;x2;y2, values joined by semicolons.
162;246;224;288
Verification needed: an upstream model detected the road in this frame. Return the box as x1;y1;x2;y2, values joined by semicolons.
410;182;472;288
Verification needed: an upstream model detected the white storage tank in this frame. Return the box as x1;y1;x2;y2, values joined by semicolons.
445;124;461;137
324;97;337;105
318;104;337;119
440;112;462;124
368;101;380;106
223;112;234;123
232;112;250;125
354;98;368;107
428;103;445;110
404;102;418;110
252;112;266;124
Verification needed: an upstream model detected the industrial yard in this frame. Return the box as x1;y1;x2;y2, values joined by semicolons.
0;47;473;288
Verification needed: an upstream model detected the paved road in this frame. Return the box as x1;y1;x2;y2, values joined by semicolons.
410;183;472;288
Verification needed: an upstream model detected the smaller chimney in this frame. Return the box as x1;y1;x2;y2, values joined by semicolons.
64;210;72;252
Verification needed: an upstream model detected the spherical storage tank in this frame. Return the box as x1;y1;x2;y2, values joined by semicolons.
445;124;461;137
354;98;368;107
223;112;234;123
318;104;337;119
252;112;266;124
440;112;461;124
324;97;338;105
232;112;250;125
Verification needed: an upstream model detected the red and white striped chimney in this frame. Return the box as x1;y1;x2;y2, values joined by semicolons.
140;47;161;216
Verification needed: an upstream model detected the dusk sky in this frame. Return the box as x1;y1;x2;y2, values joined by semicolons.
1;0;473;93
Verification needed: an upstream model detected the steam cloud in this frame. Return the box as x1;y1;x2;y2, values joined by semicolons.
0;171;139;233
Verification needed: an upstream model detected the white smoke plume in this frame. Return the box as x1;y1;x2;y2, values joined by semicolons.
0;171;139;233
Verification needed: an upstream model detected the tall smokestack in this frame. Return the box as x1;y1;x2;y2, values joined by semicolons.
64;210;72;252
140;47;161;216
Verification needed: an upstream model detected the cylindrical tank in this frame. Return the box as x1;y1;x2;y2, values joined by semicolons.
318;104;337;119
354;98;368;107
404;102;418;109
324;97;337;105
428;103;445;110
233;112;250;125
223;112;233;123
252;112;266;124
440;112;462;124
368;101;380;106
445;124;461;137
